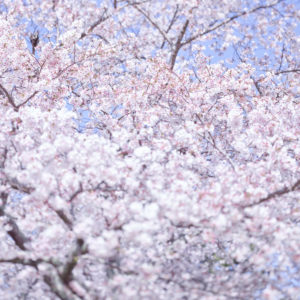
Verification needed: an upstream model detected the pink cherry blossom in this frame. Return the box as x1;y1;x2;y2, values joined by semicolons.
0;0;299;299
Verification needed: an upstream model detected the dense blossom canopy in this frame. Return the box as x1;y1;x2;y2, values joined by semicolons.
0;0;299;299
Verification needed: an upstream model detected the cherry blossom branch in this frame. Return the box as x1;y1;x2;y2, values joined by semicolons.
0;82;38;111
4;174;35;194
131;3;172;47
43;270;81;300
242;179;300;208
16;91;39;108
55;209;73;230
0;147;8;168
5;217;29;250
275;68;300;75
0;189;30;251
170;20;189;70
251;76;263;96
195;113;236;171
0;257;82;300
80;8;109;40
60;238;87;285
182;0;283;46
204;131;236;171
233;44;263;96
0;257;57;268
277;43;285;73
0;225;87;300
161;4;179;49
0;82;17;109
30;31;39;55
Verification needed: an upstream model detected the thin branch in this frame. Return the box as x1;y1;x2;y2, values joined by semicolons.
242;179;300;208
16;91;39;108
233;44;262;95
0;202;30;251
170;20;189;70
131;4;172;47
161;4;179;49
69;183;83;202
0;257;39;268
277;43;285;73
0;147;8;169
182;0;283;46
251;76;263;96
0;82;17;109
89;9;109;33
195;113;235;171
275;68;300;75
80;8;109;40
0;82;38;110
43;272;80;300
0;211;29;250
5;175;35;194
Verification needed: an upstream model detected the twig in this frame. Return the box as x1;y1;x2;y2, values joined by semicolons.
132;4;172;47
242;179;300;208
182;1;283;46
161;4;179;49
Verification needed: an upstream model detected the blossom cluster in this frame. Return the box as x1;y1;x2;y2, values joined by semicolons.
0;0;299;299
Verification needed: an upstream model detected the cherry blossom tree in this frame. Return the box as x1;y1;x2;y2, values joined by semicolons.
0;0;299;299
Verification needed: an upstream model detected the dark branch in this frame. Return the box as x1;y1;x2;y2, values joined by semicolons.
55;209;73;230
242;179;300;208
60;238;87;285
80;8;109;40
16;91;39;108
30;32;39;55
170;20;189;70
0;82;38;110
275;68;300;75
0;82;17;110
